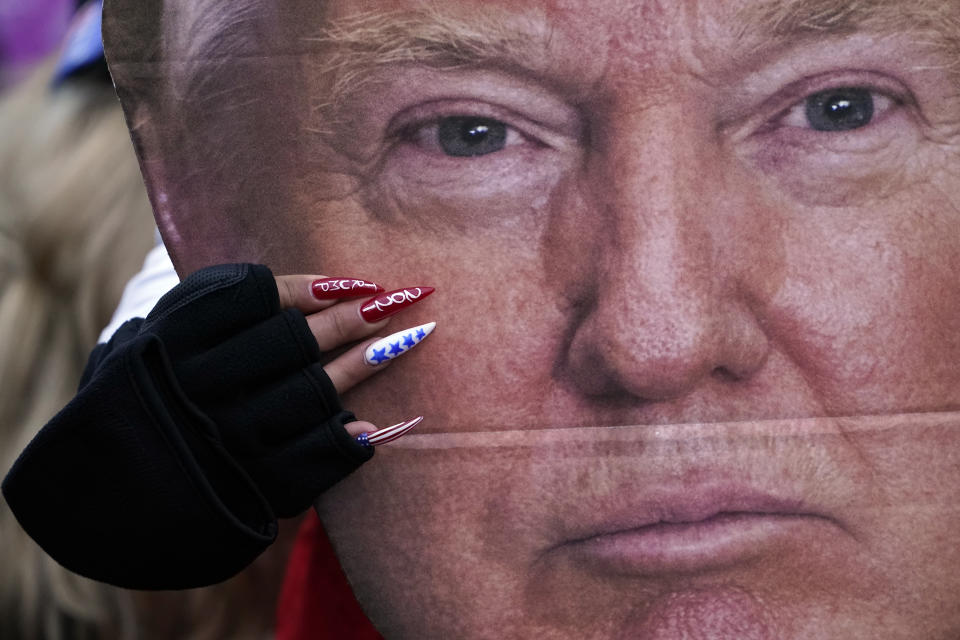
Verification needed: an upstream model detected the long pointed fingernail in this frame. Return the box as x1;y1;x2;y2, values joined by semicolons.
360;287;435;323
364;322;436;366
357;416;423;447
312;278;383;300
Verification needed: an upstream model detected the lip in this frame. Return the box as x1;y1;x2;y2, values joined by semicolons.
550;484;844;576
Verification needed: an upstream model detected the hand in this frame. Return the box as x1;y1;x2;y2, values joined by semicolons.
2;263;438;589
135;264;436;517
273;274;435;440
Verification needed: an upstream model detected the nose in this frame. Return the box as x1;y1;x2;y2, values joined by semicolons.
556;104;774;401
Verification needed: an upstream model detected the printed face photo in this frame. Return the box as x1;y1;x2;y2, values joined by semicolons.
104;0;960;637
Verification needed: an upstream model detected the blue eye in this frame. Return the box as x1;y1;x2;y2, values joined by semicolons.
436;117;508;156
804;88;875;132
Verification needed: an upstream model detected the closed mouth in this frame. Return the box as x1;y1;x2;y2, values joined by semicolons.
546;485;846;576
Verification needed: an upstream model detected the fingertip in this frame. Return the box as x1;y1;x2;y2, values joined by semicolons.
311;277;385;302
365;416;423;446
345;420;376;437
362;321;436;366
325;342;389;394
276;274;331;312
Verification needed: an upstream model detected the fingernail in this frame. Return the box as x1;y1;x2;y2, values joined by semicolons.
357;416;423;447
364;322;436;366
360;287;435;323
311;278;383;300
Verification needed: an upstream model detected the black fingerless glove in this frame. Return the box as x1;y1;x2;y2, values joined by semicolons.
2;264;373;589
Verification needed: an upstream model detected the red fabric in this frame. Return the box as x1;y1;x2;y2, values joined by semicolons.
275;511;383;640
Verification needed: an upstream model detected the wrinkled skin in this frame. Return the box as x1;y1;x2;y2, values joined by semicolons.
110;0;960;637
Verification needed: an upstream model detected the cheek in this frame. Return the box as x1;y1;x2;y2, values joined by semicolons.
355;250;564;432
301;168;578;432
841;416;960;632
744;114;922;209
764;187;960;414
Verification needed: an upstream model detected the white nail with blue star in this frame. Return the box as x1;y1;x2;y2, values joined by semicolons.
364;322;436;366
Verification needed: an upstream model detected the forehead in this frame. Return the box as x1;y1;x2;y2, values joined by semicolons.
311;0;734;68
308;0;927;48
319;0;743;34
292;0;944;100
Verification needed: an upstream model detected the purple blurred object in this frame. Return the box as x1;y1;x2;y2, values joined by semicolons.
53;0;103;84
0;0;73;88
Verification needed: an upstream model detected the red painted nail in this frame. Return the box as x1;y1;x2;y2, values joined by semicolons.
312;278;383;300
359;416;424;447
360;287;434;323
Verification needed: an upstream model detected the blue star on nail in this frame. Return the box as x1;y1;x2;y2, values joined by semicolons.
403;333;416;348
416;328;426;340
370;347;388;364
388;341;404;356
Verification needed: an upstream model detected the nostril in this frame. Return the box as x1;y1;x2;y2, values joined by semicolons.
559;297;773;403
711;367;741;383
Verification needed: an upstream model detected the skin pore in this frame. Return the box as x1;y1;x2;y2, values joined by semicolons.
111;0;960;637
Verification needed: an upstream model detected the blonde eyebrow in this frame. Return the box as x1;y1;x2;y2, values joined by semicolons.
737;0;960;69
311;2;960;75
311;9;541;68
742;0;958;35
304;2;960;133
306;10;546;106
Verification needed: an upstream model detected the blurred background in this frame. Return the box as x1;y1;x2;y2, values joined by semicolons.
0;2;296;637
0;0;72;91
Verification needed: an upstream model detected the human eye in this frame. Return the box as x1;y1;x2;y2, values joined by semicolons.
778;86;897;132
738;73;924;206
400;114;528;157
355;82;582;229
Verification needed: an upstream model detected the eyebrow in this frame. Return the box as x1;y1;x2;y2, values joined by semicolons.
726;1;960;91
741;0;958;38
305;9;546;115
305;2;960;123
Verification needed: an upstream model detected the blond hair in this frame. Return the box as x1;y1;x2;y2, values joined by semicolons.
1;53;300;640
0;56;155;639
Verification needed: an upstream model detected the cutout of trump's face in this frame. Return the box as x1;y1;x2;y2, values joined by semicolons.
105;0;960;637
